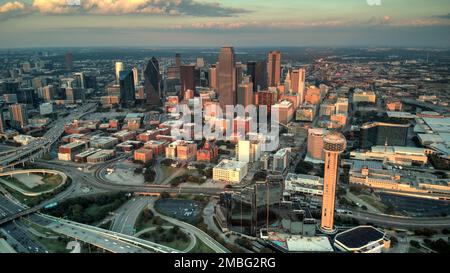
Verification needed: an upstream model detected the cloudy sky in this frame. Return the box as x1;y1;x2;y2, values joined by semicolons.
0;0;449;48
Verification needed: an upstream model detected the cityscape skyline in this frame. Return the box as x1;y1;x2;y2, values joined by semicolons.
0;0;450;259
0;0;449;48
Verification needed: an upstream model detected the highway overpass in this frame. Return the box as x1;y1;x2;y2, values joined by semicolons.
0;103;97;171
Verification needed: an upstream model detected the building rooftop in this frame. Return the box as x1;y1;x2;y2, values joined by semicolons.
90;136;118;145
323;132;346;145
60;141;86;149
87;149;115;159
386;111;417;119
75;148;100;158
285;173;323;185
286;236;334;253
145;140;167;146
334;226;385;251
422;117;450;133
113;130;134;137
215;159;247;171
125;113;145;120
370;146;428;156
345;159;384;172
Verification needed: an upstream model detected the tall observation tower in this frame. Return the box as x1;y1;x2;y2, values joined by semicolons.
321;132;347;233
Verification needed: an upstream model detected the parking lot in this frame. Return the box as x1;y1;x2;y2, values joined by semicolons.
155;198;201;223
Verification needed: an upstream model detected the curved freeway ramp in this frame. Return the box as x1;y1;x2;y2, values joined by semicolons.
0;169;68;197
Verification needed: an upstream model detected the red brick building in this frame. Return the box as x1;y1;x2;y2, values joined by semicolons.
196;141;219;162
134;148;153;164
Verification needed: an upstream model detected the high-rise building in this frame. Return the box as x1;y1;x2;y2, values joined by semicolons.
175;53;182;68
237;81;254;107
217;46;236;109
305;86;322;105
9;103;28;128
132;67;139;87
247;61;267;92
290;68;306;103
84;75;97;90
273;148;290;172
15;88;35;105
42;85;55;102
307;128;328;161
321;132;346;233
65;52;73;71
65;88;84;103
209;65;217;90
180;65;197;98
236;62;245;86
272;100;295;125
237;140;261;163
119;70;136;107
74;72;85;89
0;81;19;95
115;62;124;85
267;51;281;87
255;90;277;113
144;57;161;106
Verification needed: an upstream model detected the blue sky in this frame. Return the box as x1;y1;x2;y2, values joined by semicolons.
0;0;449;48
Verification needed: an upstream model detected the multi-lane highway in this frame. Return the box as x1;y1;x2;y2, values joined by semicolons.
111;197;151;235
0;196;47;253
0;103;97;171
0;194;179;253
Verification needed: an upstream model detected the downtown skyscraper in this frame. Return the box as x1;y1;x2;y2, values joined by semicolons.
65;52;73;71
290;68;306;104
144;57;161;106
247;61;268;92
180;64;199;99
119;70;136;107
217;47;236;109
9;103;28;128
115;61;124;85
267;51;281;87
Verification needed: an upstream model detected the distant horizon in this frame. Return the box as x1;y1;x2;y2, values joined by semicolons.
1;45;450;51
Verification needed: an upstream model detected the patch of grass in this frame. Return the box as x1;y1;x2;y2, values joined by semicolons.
1;183;42;207
189;239;216;253
47;192;129;225
139;227;190;251
1;173;63;193
358;194;388;213
135;208;168;232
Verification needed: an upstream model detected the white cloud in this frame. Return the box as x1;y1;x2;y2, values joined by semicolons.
0;1;25;13
0;0;248;17
0;1;30;21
